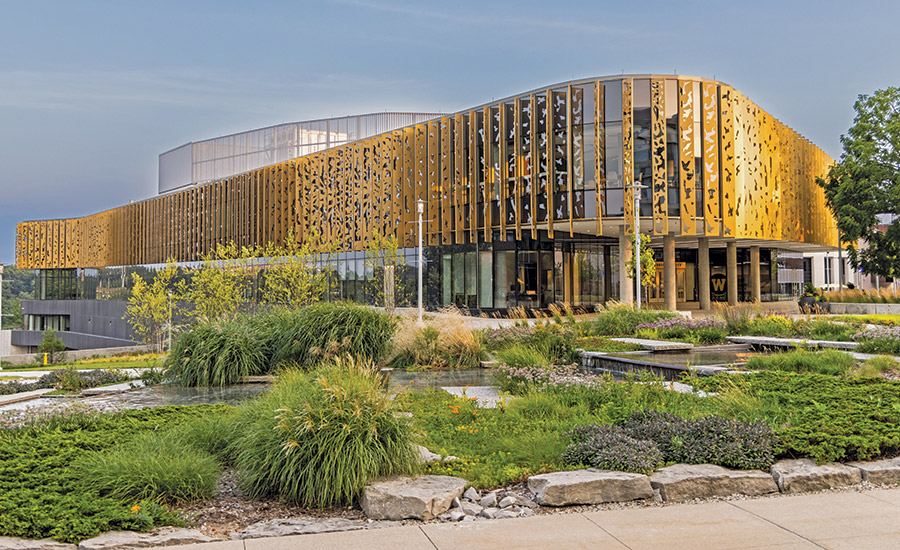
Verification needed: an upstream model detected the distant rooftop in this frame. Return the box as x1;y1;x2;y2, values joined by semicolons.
158;112;443;194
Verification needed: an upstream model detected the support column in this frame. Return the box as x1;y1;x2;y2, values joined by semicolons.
618;226;633;305
726;241;738;305
563;249;574;304
664;235;676;311
750;245;761;303
698;237;710;311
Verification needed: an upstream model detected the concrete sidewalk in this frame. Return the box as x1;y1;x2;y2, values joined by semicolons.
155;487;900;550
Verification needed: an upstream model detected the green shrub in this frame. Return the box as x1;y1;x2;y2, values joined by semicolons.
170;410;239;460
497;344;550;370
620;411;777;470
78;431;222;503
745;349;857;376
0;405;229;543
741;315;796;337
590;304;675;336
561;425;663;474
231;356;417;507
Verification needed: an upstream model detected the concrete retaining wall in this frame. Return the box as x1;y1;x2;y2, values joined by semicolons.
827;302;900;315
1;344;151;365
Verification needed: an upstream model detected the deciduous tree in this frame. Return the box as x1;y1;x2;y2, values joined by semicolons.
818;87;900;279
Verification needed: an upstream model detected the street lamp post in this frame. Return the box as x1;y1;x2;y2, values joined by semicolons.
0;263;4;330
416;199;425;325
625;181;648;309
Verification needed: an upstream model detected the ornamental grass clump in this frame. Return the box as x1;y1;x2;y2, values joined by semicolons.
166;318;267;387
78;430;222;504
231;356;418;507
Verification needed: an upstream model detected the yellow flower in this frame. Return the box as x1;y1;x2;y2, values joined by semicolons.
130;505;141;514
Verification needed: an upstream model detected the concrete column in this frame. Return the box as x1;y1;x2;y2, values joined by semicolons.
726;241;738;305
750;245;761;303
618;227;633;305
698;237;711;311
563;250;574;304
663;235;676;311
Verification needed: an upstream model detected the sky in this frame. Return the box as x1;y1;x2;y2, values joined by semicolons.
1;0;899;264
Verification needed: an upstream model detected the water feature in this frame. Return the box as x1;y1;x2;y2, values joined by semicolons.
582;345;763;381
383;368;495;391
0;383;270;412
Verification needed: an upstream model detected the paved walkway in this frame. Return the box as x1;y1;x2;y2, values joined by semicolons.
155;487;900;550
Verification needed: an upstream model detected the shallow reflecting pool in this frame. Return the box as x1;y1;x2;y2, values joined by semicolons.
384;368;496;390
604;348;763;368
1;383;271;412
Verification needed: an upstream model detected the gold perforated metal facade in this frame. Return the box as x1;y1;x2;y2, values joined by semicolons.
16;75;837;270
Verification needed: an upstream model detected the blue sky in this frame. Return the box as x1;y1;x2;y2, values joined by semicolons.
1;0;899;264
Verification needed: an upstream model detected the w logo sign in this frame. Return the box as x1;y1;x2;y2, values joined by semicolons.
711;274;727;295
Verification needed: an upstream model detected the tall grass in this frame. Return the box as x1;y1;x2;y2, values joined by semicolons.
166;302;396;386
823;288;900;304
78;430;222;503
166;319;267;386
231;356;418;507
387;307;484;368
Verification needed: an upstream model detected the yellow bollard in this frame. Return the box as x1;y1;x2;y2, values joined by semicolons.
43;353;48;366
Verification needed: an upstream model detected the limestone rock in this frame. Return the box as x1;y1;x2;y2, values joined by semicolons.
527;469;653;506
77;528;214;550
479;492;498;508
463;487;479;501
498;496;517;509
650;464;778;502
415;445;441;464
0;538;76;550
448;510;466;522
770;459;862;493
360;475;468;521
478;507;499;519
848;458;900;485
234;517;399;539
494;510;519;519
458;500;482;516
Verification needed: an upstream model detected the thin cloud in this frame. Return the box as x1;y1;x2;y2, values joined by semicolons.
334;0;644;37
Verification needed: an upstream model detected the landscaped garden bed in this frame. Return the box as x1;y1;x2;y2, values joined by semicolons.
2;302;900;544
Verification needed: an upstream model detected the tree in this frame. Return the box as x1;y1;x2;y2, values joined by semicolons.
1;265;34;329
365;230;405;315
818;87;900;280
627;234;656;288
125;261;181;352
37;329;66;364
258;229;334;309
187;242;253;321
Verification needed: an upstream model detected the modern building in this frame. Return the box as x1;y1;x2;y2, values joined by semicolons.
15;75;840;347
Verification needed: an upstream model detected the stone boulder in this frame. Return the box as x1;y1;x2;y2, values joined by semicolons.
0;538;76;550
360;475;467;520
77;528;214;550
770;459;862;493
527;469;653;506
649;464;778;502
848;458;900;485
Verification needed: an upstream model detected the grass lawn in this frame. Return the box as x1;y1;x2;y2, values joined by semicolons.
2;354;163;372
